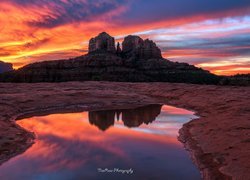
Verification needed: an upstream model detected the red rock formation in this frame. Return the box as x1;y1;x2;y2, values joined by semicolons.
0;32;220;84
0;61;13;73
139;39;162;59
88;32;162;59
122;35;162;59
122;35;144;53
88;32;116;53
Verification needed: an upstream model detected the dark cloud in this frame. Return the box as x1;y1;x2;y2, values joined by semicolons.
0;51;13;57
24;38;50;49
16;48;87;66
159;33;250;58
9;0;128;28
122;0;250;25
9;0;250;29
0;47;18;57
0;38;50;57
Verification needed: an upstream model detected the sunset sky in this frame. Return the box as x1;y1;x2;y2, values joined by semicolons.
0;0;250;75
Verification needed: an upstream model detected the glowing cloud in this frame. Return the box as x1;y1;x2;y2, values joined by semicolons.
0;0;249;75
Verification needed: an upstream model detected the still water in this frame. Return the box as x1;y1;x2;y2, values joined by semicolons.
0;104;200;180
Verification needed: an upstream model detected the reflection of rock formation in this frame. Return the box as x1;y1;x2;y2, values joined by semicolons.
122;104;162;127
89;110;116;131
88;104;162;131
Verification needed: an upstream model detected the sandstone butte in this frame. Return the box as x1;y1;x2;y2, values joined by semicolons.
0;32;220;84
0;32;249;180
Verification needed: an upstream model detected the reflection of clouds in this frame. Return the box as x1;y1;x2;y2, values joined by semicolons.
127;105;197;137
88;104;197;137
0;105;199;179
0;125;130;179
161;105;195;115
33;134;125;171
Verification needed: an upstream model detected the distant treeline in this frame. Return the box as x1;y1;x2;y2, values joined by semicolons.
219;74;250;86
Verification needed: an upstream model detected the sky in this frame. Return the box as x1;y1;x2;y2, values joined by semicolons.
0;0;250;75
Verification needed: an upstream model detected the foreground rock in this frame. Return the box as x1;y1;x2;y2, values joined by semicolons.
0;82;249;179
0;32;220;84
0;61;13;73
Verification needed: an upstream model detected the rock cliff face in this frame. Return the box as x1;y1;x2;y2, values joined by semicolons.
122;35;162;59
88;32;116;53
122;35;144;53
0;32;221;84
0;61;13;73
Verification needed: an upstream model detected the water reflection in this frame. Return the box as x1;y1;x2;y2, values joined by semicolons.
0;104;200;180
89;104;162;130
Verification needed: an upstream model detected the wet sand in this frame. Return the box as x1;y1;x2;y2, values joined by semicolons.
0;81;249;179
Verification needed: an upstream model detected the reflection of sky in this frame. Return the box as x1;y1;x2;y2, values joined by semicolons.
0;105;200;180
115;105;198;137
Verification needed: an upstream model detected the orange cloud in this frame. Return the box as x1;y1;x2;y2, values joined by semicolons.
0;1;249;75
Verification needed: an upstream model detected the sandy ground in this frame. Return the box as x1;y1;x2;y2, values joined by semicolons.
0;81;249;179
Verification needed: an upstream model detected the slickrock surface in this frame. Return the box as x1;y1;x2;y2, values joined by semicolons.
0;82;249;179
